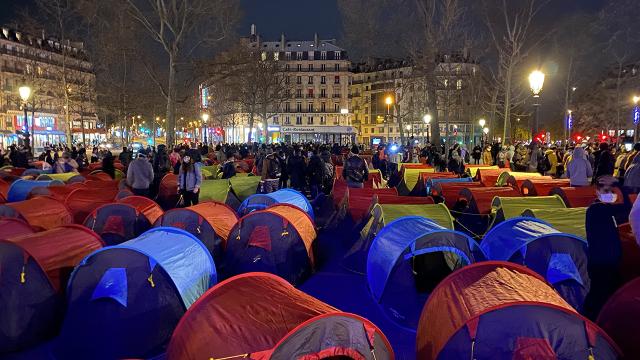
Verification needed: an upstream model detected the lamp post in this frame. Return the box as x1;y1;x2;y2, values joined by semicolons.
385;96;393;143
479;118;486;148
201;113;209;145
423;114;432;144
18;86;32;153
567;110;574;143
633;96;640;142
482;127;489;148
529;70;545;138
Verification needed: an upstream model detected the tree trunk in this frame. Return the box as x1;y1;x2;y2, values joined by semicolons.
247;111;255;143
81;113;86;147
563;56;574;141
397;103;406;145
262;116;269;143
427;75;440;148
166;55;177;147
503;63;513;143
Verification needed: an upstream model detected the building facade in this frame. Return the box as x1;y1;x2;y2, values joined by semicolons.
204;25;355;144
0;26;100;151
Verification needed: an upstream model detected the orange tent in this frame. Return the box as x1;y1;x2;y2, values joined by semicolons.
520;178;570;196
432;181;484;209
0;218;35;240
459;187;521;215
474;168;509;187
550;186;623;208
65;188;119;224
158;173;179;209
0;196;73;230
118;196;164;224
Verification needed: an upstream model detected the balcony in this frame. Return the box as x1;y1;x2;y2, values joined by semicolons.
306;94;315;99
332;94;341;98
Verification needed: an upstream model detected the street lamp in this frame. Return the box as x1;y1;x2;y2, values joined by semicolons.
423;114;432;143
529;70;545;136
483;127;489;147
385;96;393;143
567;110;574;143
201;113;209;144
18;85;32;153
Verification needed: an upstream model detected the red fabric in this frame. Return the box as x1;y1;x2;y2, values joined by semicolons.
166;273;337;360
461;187;521;214
297;347;365;360
520;179;570;196
65;188;119;224
0;178;9;198
5;225;103;292
158;173;179;205
597;277;640;358
512;338;556;359
475;168;510;187
402;164;432;170
434;182;483;209
248;226;272;251
29;185;80;202
376;194;435;205
617;223;640;282
348;188;398;222
549;186;622;207
84;179;119;188
506;175;552;189
630;193;638;204
0;218;35;240
185;202;239;242
8;168;26;176
102;215;126;237
420;172;457;183
6;196;73;230
416;262;576;360
118;196;164;224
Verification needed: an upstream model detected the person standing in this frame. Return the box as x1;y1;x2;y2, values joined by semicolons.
288;148;306;191
624;154;640;194
55;152;79;173
482;145;493;166
118;147;132;168
343;145;369;188
566;147;593;186
472;144;482;165
307;149;325;199
593;142;615;182
178;154;202;207
101;152;116;179
260;148;281;194
126;152;154;197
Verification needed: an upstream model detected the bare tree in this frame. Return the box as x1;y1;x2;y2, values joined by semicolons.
482;0;550;143
123;0;240;146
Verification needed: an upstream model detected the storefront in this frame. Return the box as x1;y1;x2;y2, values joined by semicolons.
281;126;357;145
12;112;67;152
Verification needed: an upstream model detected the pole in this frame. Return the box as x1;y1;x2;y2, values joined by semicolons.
204;123;208;144
23;103;30;153
532;102;540;138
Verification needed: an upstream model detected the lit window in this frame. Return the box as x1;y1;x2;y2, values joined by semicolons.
273;52;279;61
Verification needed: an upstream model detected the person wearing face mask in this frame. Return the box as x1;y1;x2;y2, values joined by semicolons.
177;155;202;207
594;175;619;204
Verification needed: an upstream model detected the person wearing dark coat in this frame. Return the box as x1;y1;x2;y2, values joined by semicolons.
102;153;116;179
593;143;615;182
287;149;306;191
306;150;325;199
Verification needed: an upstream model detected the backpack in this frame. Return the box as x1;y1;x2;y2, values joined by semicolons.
267;156;281;179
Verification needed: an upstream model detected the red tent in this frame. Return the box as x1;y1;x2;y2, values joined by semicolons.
0;218;35;240
347;187;399;222
505;174;552;189
0;196;73;230
375;193;434;205
520;178;570;196
474;168;509;187
0;178;9;199
459;187;521;215
550;186;623;207
166;273;393;360
618;223;640;282
597;277;640;358
158;173;179;209
418;261;620;359
65;188;119;224
27;182;86;202
118;196;164;224
431;181;483;209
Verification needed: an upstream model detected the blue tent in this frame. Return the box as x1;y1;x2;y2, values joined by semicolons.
481;217;590;311
55;227;216;359
426;177;471;195
237;189;314;219
367;216;485;330
7;179;63;202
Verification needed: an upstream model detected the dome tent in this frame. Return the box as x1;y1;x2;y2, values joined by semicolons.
522;207;587;239
417;261;620;360
84;203;152;245
65;187;119;223
226;204;316;285
520;178;570;196
0;196;73;231
597;277;640;358
481;217;590;310
155;201;239;265
238;188;314;219
55;227;216;359
27;182;86;201
0;218;35;240
367;216;485;329
0;225;103;353
7;179;64;202
166;272;393;360
490;195;566;226
118;195;164;224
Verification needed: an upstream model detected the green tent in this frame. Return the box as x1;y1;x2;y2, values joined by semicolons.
229;176;261;201
491;195;566;227
200;165;219;180
379;203;454;229
114;169;125;181
37;172;79;182
521;207;587;239
199;179;241;210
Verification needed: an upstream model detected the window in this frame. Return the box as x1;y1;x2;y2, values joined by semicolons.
297;64;302;71
297;103;302;112
296;76;302;84
334;51;341;60
285;116;291;125
334;76;340;84
285;52;292;60
308;64;313;71
321;51;327;60
321;76;326;84
285;64;290;71
364;128;369;134
308;76;313;84
296;116;302;125
308;51;314;60
320;89;327;98
308;116;314;125
456;79;462;90
379;127;384;133
296;52;303;60
308;88;314;98
365;107;369;114
321;102;326;112
285;76;290;84
321;64;326;71
261;52;267;61
308;103;313;112
273;116;279;124
285;103;291;112
334;103;339;112
335;64;340;71
273;52;279;61
296;89;302;98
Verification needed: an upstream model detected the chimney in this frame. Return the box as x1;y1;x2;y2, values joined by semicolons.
250;24;256;36
41;29;45;40
314;33;319;48
280;33;285;49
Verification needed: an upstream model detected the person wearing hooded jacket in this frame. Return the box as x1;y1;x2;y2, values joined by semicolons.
565;146;593;186
623;153;640;193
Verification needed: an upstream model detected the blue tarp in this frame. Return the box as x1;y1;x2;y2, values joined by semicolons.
481;217;587;261
238;189;314;219
79;227;216;309
367;216;484;303
7;179;63;202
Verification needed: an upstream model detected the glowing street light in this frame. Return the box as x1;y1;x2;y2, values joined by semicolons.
18;85;32;152
423;114;432;124
201;113;210;143
385;96;394;142
529;70;545;136
478;118;486;128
